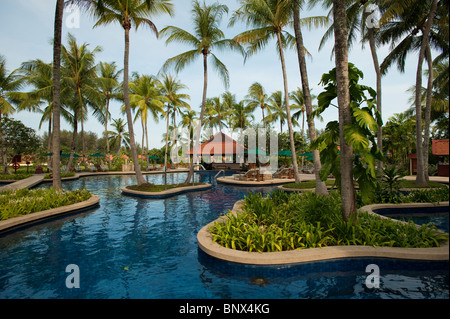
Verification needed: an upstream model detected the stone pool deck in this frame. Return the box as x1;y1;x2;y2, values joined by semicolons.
197;200;449;265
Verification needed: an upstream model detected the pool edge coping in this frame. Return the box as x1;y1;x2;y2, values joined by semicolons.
197;201;449;265
0;195;101;234
120;183;213;198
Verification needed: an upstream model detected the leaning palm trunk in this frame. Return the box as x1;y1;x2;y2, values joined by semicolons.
414;0;437;185
367;26;383;173
184;53;208;185
293;3;327;195
123;23;146;185
52;0;64;191
276;31;301;184
333;0;357;222
423;44;434;182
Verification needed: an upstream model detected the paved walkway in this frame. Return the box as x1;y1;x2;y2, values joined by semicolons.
0;175;45;192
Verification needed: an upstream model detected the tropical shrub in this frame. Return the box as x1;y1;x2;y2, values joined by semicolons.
210;190;448;252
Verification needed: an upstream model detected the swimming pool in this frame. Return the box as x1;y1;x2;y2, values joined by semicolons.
0;172;448;299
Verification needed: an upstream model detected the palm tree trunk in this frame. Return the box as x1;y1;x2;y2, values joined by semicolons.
185;52;208;185
164;106;170;189
368;26;383;173
123;25;146;185
105;99;111;169
67;113;78;172
276;31;300;184
333;0;357;222
52;0;64;191
423;44;434;182
415;0;437;185
293;3;327;195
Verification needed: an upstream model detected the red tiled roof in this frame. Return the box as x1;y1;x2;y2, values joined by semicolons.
186;132;246;155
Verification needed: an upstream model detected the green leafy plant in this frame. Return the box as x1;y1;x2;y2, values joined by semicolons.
0;187;92;221
210;190;448;253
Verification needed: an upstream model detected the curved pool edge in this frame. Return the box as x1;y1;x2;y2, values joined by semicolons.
197;200;449;265
0;195;101;234
120;183;212;199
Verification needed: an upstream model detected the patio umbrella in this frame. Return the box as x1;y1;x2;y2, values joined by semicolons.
277;149;293;156
44;152;53;156
148;155;159;160
89;153;105;157
244;147;268;155
299;152;313;161
61;153;82;158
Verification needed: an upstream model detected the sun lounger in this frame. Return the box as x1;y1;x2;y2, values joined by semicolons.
100;164;108;172
234;169;257;181
89;164;97;172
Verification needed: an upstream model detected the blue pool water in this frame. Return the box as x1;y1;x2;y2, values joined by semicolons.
0;172;448;299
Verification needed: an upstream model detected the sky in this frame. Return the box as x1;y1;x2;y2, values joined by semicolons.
0;0;424;149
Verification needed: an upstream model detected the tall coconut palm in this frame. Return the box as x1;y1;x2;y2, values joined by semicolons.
51;0;65;190
291;0;330;195
89;0;174;185
378;0;442;184
61;33;103;171
160;0;243;185
0;55;23;174
129;73;167;169
109;118;130;154
265;91;287;133
12;59;72;155
97;61;122;169
244;82;270;126
230;0;302;183
333;0;357;221
158;74;189;188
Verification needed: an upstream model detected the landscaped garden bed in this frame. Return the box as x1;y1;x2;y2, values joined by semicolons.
0;187;93;221
209;190;449;253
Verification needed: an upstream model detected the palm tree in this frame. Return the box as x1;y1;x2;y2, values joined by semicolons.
230;0;302;183
97;61;122;169
231;100;255;132
61;33;102;171
291;0;329;196
265;91;288;133
160;0;243;185
333;0;357;221
50;0;63;189
12;60;72;156
221;91;238;138
290;88;306;137
179;109;198;158
89;0;174;185
0;55;23;174
245;82;270;126
378;0;443;184
158;73;189;188
129;73;167;169
109;118;130;154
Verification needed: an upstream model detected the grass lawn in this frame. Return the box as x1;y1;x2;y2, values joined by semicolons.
127;182;207;192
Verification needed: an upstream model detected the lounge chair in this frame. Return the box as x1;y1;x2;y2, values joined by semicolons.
273;168;289;179
75;165;82;173
89;164;97;172
100;164;108;172
235;169;257;181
